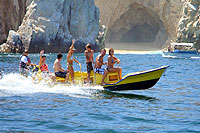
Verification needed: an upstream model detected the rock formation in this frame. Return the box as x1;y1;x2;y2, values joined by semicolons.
0;0;101;53
176;0;200;49
0;0;27;44
1;0;199;53
95;0;185;46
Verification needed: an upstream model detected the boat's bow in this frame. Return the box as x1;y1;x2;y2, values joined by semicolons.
103;65;169;91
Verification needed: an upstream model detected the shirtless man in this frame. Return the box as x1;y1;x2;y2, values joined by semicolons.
67;39;81;82
94;49;108;85
107;48;122;80
84;43;94;83
53;53;69;82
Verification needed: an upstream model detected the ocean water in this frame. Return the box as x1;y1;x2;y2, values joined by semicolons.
0;52;200;132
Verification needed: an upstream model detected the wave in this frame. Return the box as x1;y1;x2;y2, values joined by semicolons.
191;57;200;59
161;53;200;59
161;54;177;58
0;73;103;98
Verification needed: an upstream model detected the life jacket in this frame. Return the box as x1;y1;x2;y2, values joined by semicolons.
40;63;49;72
19;55;30;69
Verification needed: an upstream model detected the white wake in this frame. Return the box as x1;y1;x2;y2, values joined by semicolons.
0;73;103;98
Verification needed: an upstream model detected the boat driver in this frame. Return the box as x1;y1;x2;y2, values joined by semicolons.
19;49;36;77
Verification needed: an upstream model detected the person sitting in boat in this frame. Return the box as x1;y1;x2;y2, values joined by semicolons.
53;53;69;82
19;49;36;77
94;49;108;85
38;50;56;80
173;47;179;52
84;43;94;83
39;50;49;72
67;39;81;82
107;48;122;80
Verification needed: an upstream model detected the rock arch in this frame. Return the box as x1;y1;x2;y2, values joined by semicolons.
107;3;168;44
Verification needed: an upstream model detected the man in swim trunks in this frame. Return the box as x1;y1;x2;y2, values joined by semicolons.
19;49;36;77
84;43;94;83
67;39;81;82
94;49;108;85
53;53;69;82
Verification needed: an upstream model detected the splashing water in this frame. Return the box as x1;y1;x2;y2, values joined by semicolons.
0;73;103;98
191;56;200;59
161;52;200;59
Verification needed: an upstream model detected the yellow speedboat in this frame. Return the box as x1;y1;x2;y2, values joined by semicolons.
103;65;169;91
33;65;169;91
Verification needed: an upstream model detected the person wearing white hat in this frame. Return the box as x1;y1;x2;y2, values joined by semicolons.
67;39;81;82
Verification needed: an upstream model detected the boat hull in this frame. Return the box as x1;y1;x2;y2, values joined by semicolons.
103;78;160;91
163;50;198;54
103;66;169;91
162;51;199;58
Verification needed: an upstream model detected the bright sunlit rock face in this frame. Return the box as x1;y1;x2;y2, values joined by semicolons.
0;0;100;53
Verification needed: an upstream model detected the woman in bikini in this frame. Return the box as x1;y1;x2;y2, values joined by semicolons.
67;40;81;82
107;48;122;80
38;50;56;81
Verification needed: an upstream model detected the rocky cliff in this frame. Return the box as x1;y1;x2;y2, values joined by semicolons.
176;0;200;49
95;0;200;49
0;0;27;44
95;0;184;45
0;0;101;53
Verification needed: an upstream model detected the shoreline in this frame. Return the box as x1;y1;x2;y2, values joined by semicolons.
104;48;162;54
105;43;163;54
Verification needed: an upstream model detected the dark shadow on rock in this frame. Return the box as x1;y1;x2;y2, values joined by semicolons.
29;37;100;53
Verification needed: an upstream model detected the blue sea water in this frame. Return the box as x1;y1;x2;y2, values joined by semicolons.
0;51;200;132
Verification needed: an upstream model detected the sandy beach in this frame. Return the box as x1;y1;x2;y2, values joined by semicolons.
105;43;163;54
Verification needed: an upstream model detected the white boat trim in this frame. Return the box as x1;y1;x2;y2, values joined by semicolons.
170;43;194;47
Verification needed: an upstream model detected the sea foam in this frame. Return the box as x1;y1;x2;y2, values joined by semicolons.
0;73;103;98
